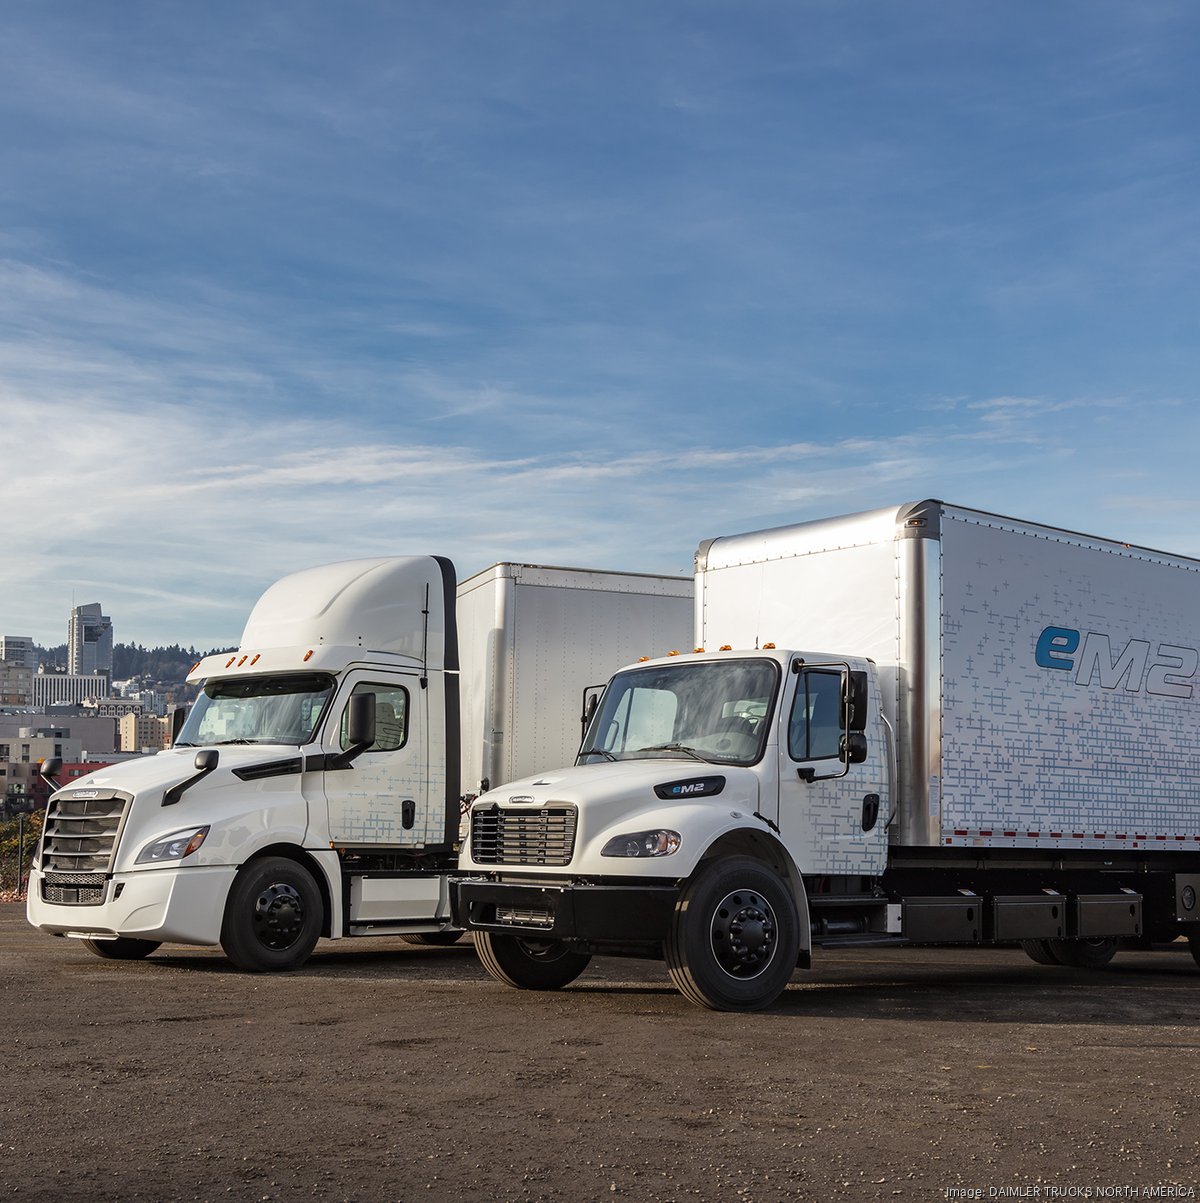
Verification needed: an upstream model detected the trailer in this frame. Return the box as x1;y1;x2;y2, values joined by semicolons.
454;501;1200;1009
26;558;691;970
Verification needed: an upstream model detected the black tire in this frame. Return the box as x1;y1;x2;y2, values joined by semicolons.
665;856;800;1012
220;856;323;972
82;936;161;960
475;930;591;990
1047;936;1119;968
1020;939;1062;965
400;931;464;946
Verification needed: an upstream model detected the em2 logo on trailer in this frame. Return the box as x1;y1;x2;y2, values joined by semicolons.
1035;626;1199;699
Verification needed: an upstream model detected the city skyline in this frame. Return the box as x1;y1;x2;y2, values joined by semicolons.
3;4;1199;648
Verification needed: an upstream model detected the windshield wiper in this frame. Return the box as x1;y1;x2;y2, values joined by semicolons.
638;743;711;762
578;746;617;761
212;738;262;745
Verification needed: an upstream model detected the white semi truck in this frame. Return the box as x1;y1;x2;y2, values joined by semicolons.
455;501;1200;1010
27;558;692;970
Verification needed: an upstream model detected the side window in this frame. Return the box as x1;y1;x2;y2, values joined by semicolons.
340;683;408;752
788;671;842;761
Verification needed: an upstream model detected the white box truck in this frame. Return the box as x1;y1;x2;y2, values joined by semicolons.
26;558;692;971
455;501;1200;1009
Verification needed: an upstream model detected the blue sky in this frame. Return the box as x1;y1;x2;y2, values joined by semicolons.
3;2;1199;649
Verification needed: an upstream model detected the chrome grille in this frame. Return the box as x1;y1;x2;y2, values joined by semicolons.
471;805;577;867
41;791;131;876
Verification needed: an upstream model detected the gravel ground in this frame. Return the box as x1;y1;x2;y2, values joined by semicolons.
2;903;1198;1202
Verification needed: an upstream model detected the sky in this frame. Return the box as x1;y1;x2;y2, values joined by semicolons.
3;2;1199;650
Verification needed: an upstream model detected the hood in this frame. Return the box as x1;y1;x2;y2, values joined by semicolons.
48;745;310;873
479;758;756;807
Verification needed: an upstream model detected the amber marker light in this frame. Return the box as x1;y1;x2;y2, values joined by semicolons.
237;656;248;667
225;656;237;668
667;649;681;656
694;647;704;653
250;654;260;665
719;645;733;652
303;650;314;662
762;642;776;649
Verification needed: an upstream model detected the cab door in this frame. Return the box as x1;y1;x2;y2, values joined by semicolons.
318;670;429;847
776;662;889;875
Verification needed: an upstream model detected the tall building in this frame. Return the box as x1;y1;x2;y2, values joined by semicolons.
0;636;36;670
0;663;33;706
68;603;113;676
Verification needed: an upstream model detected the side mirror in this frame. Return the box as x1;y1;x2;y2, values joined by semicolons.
844;671;869;733
347;692;377;749
333;692;377;769
171;707;189;745
580;685;604;736
840;732;868;765
39;757;63;789
194;749;219;773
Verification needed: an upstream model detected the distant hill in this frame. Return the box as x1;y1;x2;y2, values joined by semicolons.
34;642;234;687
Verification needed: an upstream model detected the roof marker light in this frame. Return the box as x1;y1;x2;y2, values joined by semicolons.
250;654;260;666
762;642;776;650
237;656;248;667
667;650;680;656
719;645;732;652
638;656;650;662
693;647;704;653
303;650;314;662
225;656;237;668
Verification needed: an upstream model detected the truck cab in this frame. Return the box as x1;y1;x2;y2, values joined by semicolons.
454;647;891;1010
27;556;462;970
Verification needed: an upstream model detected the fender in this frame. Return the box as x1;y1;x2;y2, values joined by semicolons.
692;826;812;966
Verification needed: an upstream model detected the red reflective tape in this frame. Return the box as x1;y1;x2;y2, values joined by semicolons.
954;829;969;836
1003;831;1016;838
1027;831;1040;838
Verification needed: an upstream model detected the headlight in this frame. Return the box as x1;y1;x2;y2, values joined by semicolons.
135;826;210;865
601;829;681;858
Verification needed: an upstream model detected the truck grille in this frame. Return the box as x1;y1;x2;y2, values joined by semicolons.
41;791;131;876
471;805;577;867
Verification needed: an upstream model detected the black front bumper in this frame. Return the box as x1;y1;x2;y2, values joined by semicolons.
451;876;679;944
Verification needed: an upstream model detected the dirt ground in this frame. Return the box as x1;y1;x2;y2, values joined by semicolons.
2;904;1198;1203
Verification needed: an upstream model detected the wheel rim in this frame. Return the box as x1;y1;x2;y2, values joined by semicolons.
515;937;571;963
251;881;306;950
710;888;778;979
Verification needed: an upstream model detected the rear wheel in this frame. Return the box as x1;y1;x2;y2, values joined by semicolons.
220;856;323;972
401;931;464;946
475;931;590;990
1020;939;1061;966
665;856;800;1011
1047;936;1119;968
82;936;160;960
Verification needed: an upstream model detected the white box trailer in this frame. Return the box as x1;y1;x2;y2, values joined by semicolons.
696;499;1200;855
457;563;696;798
456;502;1200;1010
27;558;692;972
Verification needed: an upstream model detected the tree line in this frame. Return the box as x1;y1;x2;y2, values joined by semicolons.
35;642;232;685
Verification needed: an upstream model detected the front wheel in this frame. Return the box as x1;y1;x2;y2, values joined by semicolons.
666;856;800;1011
1047;936;1119;968
475;930;590;990
82;936;161;961
220;856;323;972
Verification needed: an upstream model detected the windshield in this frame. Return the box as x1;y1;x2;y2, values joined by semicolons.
176;673;336;747
579;658;780;766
